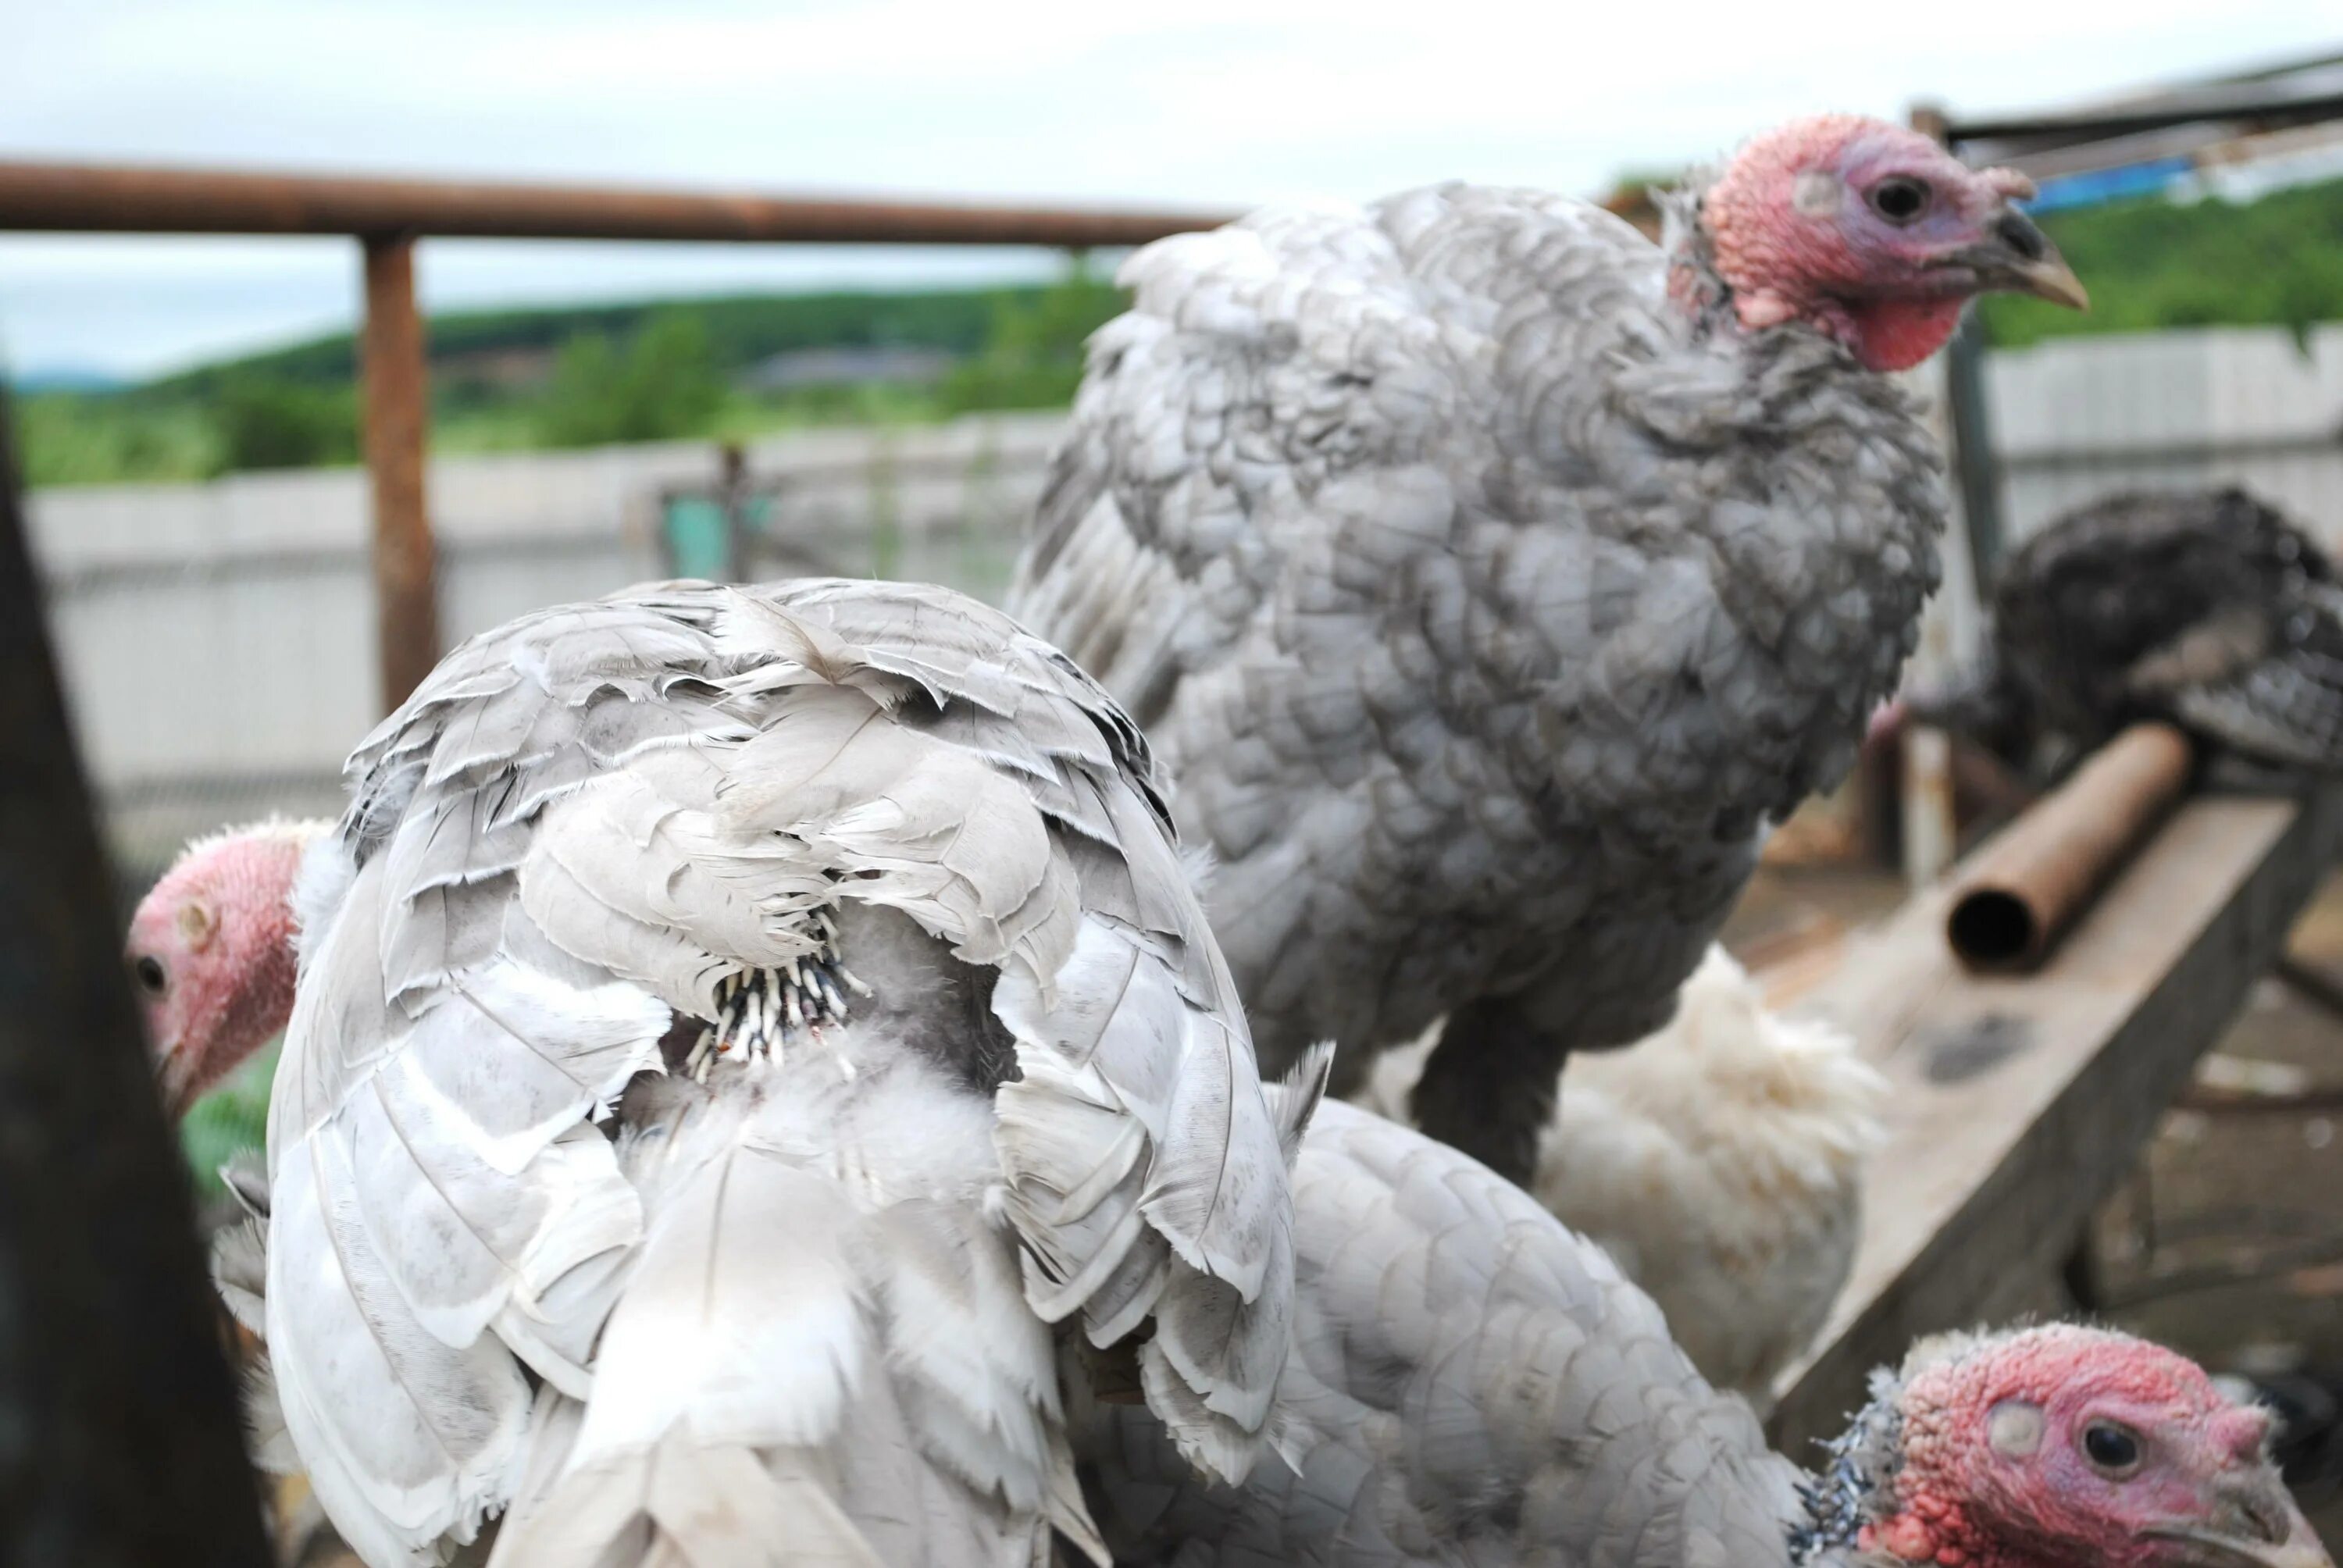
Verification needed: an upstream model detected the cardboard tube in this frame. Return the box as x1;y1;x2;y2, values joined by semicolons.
1945;723;2195;971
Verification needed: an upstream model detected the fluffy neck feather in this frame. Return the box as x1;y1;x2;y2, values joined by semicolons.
1660;176;1742;340
1792;1363;1909;1566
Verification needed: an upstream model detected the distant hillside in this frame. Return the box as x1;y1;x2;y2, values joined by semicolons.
143;283;1070;398
17;172;2343;488
17;269;1124;486
1982;173;2343;348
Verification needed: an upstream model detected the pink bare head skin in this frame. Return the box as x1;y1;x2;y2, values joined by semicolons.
1865;1324;2330;1568
1695;114;2088;373
126;818;330;1121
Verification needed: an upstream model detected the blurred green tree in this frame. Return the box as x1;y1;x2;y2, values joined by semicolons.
538;310;725;447
213;375;358;472
1982;178;2343;349
941;255;1125;413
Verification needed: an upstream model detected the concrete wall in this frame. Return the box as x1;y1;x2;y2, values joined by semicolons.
1988;323;2343;554
28;412;1065;875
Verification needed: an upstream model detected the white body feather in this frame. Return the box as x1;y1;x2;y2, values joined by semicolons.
261;579;1297;1565
489;1048;1101;1568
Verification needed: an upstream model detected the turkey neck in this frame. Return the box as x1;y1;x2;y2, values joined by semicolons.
1474;273;1946;848
1788;1366;1908;1567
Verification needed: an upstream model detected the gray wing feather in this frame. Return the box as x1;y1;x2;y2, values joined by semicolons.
1075;1100;1803;1567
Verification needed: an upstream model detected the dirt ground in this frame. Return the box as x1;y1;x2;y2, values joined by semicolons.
1726;857;2343;1536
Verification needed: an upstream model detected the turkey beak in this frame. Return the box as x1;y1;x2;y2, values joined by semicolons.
1965;209;2088;311
155;1042;197;1124
2141;1483;2334;1568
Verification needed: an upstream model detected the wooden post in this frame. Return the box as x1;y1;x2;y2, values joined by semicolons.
0;389;272;1562
1892;103;1992;886
362;233;439;713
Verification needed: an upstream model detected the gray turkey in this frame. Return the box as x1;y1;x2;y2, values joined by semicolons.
235;579;1303;1566
1899;487;2343;777
1072;1096;2334;1568
1007;112;2087;1182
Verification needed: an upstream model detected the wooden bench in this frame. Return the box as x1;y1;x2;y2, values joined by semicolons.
1767;786;2343;1455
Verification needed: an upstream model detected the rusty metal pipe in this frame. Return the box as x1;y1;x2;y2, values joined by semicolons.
0;160;1239;245
1945;722;2195;971
362;235;437;714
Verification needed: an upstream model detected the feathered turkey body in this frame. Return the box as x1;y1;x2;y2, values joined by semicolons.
253;579;1303;1567
1007;116;2084;1180
1071;1099;2331;1568
1355;944;1885;1399
222;1046;1112;1568
1903;487;2343;775
219;1086;2324;1568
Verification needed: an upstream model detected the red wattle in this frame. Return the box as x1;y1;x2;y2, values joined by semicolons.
1848;297;1967;373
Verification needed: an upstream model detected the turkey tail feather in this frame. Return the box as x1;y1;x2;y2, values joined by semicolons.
488;1068;1101;1568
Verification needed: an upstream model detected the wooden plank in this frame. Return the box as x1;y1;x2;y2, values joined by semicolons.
361;233;440;713
0;390;271;1559
1767;786;2342;1457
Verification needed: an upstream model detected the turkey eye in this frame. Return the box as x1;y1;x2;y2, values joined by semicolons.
1867;177;1931;225
134;956;167;996
2081;1421;2142;1475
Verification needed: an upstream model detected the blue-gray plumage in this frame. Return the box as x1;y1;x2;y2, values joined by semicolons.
1008;115;2086;1181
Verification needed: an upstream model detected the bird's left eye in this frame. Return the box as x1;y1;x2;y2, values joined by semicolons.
1867;177;1931;225
133;955;167;996
2081;1420;2143;1476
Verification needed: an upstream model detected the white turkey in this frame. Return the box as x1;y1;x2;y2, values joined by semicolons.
223;579;1305;1566
127;815;326;1123
1355;943;1884;1399
1007;112;2087;1182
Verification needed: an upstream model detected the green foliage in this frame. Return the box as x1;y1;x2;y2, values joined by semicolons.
940;258;1123;414
19;271;1133;486
536;311;725;447
11;391;221;486
1982;178;2343;350
179;1041;276;1200
213;374;359;471
148;283;1054;397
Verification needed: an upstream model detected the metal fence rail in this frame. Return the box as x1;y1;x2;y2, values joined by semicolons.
0;160;1236;711
0;160;1237;246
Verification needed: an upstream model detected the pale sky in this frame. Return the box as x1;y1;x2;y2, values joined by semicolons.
4;0;2338;379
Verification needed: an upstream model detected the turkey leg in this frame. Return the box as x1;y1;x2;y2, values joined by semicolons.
1407;996;1571;1187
